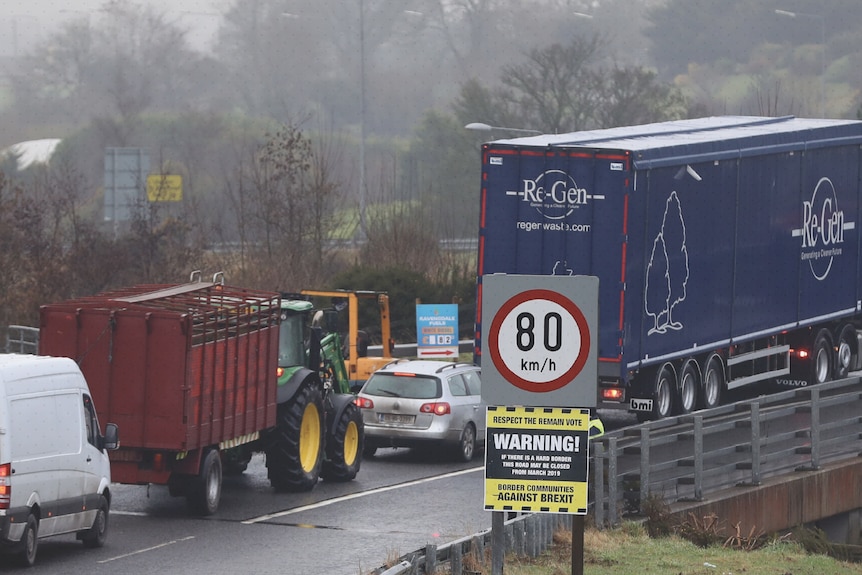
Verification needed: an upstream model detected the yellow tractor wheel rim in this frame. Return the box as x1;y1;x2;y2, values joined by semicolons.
300;403;321;473
343;420;360;467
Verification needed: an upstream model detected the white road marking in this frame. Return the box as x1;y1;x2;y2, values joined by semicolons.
98;536;195;563
242;466;484;525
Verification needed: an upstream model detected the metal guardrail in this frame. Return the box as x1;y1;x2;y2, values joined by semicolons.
369;512;567;575
591;376;862;528
4;325;39;354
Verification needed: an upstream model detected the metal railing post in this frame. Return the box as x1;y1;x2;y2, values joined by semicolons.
593;441;605;528
694;414;704;501
608;437;618;526
750;403;761;485
640;427;650;511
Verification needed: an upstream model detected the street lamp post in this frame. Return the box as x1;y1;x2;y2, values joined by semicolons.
775;9;826;118
358;0;368;242
464;122;543;135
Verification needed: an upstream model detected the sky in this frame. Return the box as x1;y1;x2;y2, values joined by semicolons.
0;0;228;56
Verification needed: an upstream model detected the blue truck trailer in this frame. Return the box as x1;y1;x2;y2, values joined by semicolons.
475;115;862;419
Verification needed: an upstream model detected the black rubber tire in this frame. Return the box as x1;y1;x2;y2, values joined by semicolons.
810;329;833;385
700;354;724;410
676;361;699;415
836;325;857;379
266;382;324;492
455;423;477;462
17;514;38;567
653;364;676;420
321;402;364;482
187;448;222;516
81;495;109;548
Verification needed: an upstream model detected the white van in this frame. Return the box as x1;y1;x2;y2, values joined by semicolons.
0;354;118;566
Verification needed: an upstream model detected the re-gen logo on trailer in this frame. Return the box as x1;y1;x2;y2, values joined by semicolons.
792;177;855;281
507;170;604;220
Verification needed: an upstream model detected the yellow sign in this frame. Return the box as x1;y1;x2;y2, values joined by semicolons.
146;174;182;202
484;406;590;514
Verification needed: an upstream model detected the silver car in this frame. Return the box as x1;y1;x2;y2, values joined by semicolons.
355;360;485;461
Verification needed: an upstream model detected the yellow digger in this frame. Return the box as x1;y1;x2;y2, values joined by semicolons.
301;289;394;390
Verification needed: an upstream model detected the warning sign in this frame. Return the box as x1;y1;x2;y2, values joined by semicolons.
484;406;589;514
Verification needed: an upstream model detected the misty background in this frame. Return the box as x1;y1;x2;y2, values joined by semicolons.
0;0;861;337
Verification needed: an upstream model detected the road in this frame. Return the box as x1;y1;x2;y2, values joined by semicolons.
0;409;635;574
1;449;488;575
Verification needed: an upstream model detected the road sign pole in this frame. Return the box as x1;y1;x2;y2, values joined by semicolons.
572;514;584;575
491;511;504;575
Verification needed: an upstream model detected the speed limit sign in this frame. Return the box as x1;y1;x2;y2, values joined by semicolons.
481;274;598;407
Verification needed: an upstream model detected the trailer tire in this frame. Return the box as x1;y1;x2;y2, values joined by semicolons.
321;402;363;482
676;360;699;414
811;329;834;385
652;364;676;420
80;495;109;548
188;448;222;516
836;325;857;379
700;354;724;410
266;382;324;492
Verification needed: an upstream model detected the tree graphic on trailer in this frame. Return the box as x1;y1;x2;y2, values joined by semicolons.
645;191;689;335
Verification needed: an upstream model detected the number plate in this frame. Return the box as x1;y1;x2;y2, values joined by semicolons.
630;398;653;412
379;413;415;425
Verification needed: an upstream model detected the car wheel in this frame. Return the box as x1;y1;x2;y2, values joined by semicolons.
17;513;38;567
455;423;476;462
81;495;109;548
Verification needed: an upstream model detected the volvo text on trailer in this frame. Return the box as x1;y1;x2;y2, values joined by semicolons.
475;116;862;419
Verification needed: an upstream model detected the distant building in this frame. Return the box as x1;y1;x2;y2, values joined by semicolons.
1;138;61;170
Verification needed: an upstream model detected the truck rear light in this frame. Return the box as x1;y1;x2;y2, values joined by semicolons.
153;452;165;472
0;463;10;509
276;367;284;378
420;402;451;416
602;388;624;401
355;397;374;409
794;348;810;359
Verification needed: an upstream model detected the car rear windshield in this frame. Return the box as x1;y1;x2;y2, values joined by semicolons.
363;373;441;399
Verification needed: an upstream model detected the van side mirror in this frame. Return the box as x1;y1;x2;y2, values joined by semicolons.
102;423;120;451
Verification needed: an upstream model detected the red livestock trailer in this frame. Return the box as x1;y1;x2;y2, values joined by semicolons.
39;273;280;514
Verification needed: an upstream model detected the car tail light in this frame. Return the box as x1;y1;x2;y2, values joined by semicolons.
0;463;10;509
355;397;374;409
420;402;451;415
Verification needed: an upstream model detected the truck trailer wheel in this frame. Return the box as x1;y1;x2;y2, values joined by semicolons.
810;330;834;385
188;448;222;516
700;354;724;409
676;360;700;414
836;325;857;379
321;402;363;482
652;364;676;420
266;382;324;491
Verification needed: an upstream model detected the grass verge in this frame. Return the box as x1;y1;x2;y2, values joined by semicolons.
504;522;862;575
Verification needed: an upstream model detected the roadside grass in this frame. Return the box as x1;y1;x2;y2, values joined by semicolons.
504;522;862;575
